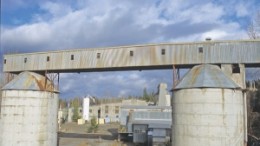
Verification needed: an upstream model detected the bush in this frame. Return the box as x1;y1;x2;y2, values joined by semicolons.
88;117;98;133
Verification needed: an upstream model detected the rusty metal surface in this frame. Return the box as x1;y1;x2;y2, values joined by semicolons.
3;39;260;73
175;64;241;89
2;71;58;92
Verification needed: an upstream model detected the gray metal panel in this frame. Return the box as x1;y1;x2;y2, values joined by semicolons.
175;64;241;89
133;124;148;143
120;105;172;125
3;40;260;73
153;129;167;137
133;133;147;143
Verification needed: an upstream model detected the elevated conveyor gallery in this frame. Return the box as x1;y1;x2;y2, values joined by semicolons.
3;39;260;74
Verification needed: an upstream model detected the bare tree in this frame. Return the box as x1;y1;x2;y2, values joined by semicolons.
247;10;260;79
248;11;260;39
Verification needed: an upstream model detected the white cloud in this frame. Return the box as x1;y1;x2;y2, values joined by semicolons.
40;2;73;18
1;1;251;52
1;23;52;52
178;3;224;24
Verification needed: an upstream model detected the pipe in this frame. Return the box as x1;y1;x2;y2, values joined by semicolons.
243;92;248;144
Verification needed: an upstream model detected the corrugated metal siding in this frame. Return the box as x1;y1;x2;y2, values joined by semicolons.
3;40;260;73
120;105;171;126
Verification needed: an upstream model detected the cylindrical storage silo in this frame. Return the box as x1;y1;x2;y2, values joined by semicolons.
0;72;59;146
172;64;245;146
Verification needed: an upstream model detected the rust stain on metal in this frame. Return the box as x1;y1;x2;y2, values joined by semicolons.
221;88;226;125
190;66;201;85
2;72;58;92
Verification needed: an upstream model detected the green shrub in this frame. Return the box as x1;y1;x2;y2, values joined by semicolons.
88;117;98;133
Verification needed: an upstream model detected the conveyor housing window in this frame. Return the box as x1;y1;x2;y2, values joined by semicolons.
232;64;240;73
199;47;203;53
161;49;165;55
130;51;134;56
97;53;101;59
47;56;50;62
71;55;74;60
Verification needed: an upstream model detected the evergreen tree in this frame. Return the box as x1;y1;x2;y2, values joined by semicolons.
71;97;81;122
143;87;150;102
142;88;157;102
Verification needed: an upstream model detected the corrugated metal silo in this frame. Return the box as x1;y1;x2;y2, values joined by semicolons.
172;64;245;146
0;72;59;146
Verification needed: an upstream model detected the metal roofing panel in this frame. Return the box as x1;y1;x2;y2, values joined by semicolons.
2;71;58;92
175;64;241;89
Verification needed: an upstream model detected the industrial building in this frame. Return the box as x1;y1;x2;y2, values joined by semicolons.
64;98;147;123
119;64;249;146
119;83;172;145
119;105;172;145
86;83;169;123
89;99;147;122
1;39;259;146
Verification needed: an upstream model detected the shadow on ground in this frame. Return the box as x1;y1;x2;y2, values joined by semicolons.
107;128;118;137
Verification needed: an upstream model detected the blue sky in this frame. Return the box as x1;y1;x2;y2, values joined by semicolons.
1;0;259;99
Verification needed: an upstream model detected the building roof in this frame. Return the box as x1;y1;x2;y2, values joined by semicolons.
2;71;58;92
121;105;172;110
131;120;171;129
174;64;241;90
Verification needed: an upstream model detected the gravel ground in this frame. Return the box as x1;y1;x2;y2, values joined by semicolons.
58;122;134;146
